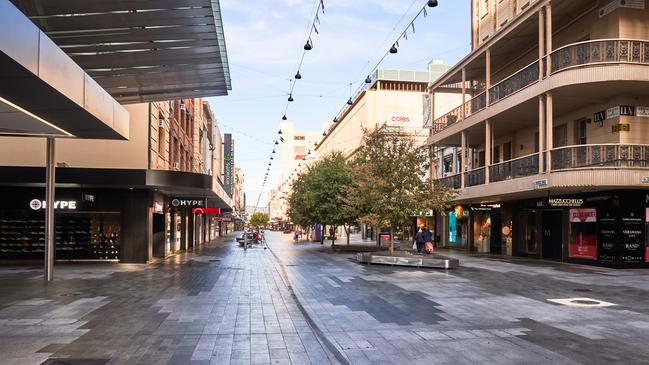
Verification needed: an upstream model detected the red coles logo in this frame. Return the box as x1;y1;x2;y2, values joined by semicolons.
390;115;410;123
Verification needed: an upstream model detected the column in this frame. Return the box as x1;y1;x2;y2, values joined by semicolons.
545;4;553;75
538;8;545;80
485;49;491;105
461;131;467;188
44;137;55;281
485;120;492;183
545;93;553;172
538;95;545;173
461;68;467;118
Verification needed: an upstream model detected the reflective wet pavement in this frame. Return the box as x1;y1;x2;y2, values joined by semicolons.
2;232;649;364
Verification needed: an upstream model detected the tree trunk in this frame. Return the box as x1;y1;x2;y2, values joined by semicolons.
389;227;394;255
331;225;336;247
320;224;324;245
345;224;350;245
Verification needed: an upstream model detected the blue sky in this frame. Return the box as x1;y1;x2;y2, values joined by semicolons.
208;0;471;207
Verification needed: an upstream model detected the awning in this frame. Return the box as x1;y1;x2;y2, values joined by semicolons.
10;0;232;104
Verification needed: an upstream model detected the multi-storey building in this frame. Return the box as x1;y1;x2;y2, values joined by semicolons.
428;0;649;267
315;61;461;240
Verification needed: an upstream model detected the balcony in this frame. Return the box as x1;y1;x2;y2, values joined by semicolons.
489;153;540;183
551;144;649;171
430;39;649;135
465;167;485;187
437;173;461;189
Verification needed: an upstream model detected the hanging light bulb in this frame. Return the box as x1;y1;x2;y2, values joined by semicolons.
275;141;279;145
333;117;338;123
278;129;282;135
270;157;274;160
322;131;326;136
365;76;372;84
282;114;287;121
272;149;276;154
295;71;302;80
288;94;294;102
307;150;311;155
389;44;398;54
347;97;353;105
304;39;313;50
427;0;438;7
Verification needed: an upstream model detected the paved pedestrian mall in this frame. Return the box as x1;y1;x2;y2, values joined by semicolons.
2;232;649;365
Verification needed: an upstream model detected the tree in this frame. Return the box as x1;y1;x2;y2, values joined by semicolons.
287;153;357;245
344;126;454;254
249;212;269;227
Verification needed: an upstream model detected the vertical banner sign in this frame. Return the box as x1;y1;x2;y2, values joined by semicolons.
598;208;617;263
223;134;234;197
568;208;597;260
422;94;432;128
645;208;649;263
620;207;644;263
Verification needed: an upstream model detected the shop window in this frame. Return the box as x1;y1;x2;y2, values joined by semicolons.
443;156;453;174
524;210;537;254
568;208;597;260
473;211;491;253
534;132;539;153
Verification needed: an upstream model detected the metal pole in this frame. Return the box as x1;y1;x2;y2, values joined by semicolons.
45;137;56;281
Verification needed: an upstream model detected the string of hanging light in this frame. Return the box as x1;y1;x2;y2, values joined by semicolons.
321;0;440;138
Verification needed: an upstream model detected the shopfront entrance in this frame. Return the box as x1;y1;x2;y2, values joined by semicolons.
542;210;563;260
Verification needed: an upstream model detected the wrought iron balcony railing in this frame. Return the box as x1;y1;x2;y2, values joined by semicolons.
550;144;649;170
489;153;540;183
488;61;540;104
465;167;485;187
436;173;461;189
551;39;649;73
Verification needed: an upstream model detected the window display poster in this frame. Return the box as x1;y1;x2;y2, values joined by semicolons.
449;212;457;244
646;208;649;263
598;208;617;263
619;207;644;264
569;208;597;260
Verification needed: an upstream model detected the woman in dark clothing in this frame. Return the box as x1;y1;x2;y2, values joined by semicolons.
414;227;425;255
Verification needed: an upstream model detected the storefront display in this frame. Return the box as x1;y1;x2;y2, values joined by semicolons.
568;208;597;260
598;208;617;263
501;208;513;255
645;208;649;263
619;207;644;264
471;210;491;253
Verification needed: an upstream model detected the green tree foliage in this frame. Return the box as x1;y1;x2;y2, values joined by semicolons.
287;152;356;244
249;212;269;227
345;127;455;254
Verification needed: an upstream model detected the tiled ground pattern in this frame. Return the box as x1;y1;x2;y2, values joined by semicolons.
1;233;649;364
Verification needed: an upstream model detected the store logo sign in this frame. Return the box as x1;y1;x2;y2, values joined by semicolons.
170;198;205;208
153;202;164;214
548;198;584;207
29;199;77;210
390;115;411;123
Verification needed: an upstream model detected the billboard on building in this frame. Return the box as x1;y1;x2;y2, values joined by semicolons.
422;93;432;128
224;133;234;197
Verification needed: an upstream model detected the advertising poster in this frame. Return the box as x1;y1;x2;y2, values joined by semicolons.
646;208;649;263
568;208;597;260
448;212;457;244
598;208;617;263
619;207;644;264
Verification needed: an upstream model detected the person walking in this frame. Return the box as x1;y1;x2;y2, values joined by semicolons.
423;227;434;254
414;227;425;255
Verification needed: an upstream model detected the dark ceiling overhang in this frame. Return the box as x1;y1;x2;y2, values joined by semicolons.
0;1;128;139
10;0;232;104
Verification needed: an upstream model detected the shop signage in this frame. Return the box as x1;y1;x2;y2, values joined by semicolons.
192;207;221;214
223;133;234;197
612;123;630;133
619;207;644;264
606;106;620;119
81;193;95;202
389;115;411;124
153;202;164;214
548;198;584;207
570;208;597;223
646;207;649;263
413;210;434;217
637;106;649;117
641;176;649;183
533;178;549;189
620;105;635;116
598;209;617;263
29;199;77;210
170;198;205;208
593;110;606;123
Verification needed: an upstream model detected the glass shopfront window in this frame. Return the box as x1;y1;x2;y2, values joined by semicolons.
568;208;597;260
472;211;491;253
448;207;469;248
0;211;120;261
501;208;513;255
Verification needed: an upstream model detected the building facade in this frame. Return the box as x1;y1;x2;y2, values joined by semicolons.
428;0;649;267
0;98;234;263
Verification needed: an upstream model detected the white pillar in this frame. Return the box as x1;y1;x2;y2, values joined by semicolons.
545;93;553;172
461;68;467;118
485;119;492;183
538;95;545;173
45;137;56;281
546;4;553;75
461;131;467;188
485;49;491;105
539;8;545;80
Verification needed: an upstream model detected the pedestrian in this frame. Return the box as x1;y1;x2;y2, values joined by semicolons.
414;226;425;255
423;227;433;254
294;229;299;242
